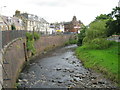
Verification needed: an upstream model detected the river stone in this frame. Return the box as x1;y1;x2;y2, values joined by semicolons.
18;79;22;82
98;80;105;84
58;81;63;83
92;80;98;85
56;68;61;71
22;79;28;82
51;80;55;82
90;76;97;80
72;61;76;64
66;58;69;60
69;70;74;73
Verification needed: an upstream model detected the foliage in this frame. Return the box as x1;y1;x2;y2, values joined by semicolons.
26;32;36;55
69;39;77;44
11;23;16;30
26;32;40;41
75;41;119;82
26;32;33;41
26;40;36;55
33;32;40;41
83;38;111;49
77;25;87;46
82;20;109;49
106;7;120;36
95;14;112;21
64;39;77;46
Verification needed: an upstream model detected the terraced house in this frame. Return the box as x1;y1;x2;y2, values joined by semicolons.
14;10;50;34
0;15;24;31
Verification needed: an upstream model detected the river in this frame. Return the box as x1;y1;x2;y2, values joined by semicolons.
17;44;117;88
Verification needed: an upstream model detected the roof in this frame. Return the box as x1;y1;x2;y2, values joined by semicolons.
0;15;23;27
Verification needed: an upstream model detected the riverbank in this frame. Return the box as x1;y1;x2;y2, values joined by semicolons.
17;44;116;88
75;41;119;83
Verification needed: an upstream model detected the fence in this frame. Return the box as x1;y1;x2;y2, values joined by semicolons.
2;30;27;47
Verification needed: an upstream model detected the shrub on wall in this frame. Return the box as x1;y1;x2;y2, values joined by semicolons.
33;32;40;41
26;32;40;55
26;32;33;41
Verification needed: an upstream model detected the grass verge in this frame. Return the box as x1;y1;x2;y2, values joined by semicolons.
75;41;119;83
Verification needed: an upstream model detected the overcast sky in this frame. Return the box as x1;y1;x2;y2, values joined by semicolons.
0;0;119;25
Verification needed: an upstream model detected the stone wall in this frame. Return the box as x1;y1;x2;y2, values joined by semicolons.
2;34;73;88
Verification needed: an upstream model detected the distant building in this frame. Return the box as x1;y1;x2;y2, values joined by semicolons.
49;23;64;34
64;16;82;33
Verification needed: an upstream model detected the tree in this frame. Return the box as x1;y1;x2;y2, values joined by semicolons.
77;25;87;46
95;14;112;21
106;7;120;36
82;20;110;49
11;23;16;30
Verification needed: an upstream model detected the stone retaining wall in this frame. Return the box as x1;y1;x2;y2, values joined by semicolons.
2;34;73;88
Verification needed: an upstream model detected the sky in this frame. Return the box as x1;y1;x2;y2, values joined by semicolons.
0;0;119;25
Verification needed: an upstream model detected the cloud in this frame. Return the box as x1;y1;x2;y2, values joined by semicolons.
0;0;119;25
29;0;67;7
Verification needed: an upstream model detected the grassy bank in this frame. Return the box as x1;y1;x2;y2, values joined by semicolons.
75;41;119;82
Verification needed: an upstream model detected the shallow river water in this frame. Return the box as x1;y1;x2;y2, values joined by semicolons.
17;45;117;88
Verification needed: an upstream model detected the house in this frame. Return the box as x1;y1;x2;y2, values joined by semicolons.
49;23;64;34
49;23;56;34
14;10;49;34
0;15;24;31
0;16;8;30
39;18;50;35
64;16;82;33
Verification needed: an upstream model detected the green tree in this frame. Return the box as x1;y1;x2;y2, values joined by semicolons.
106;7;120;36
95;14;112;21
11;23;16;30
77;25;87;46
82;20;110;49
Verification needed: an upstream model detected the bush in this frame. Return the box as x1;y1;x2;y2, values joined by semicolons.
77;26;86;46
26;32;40;41
26;40;36;55
33;32;40;41
83;38;111;49
26;32;33;41
26;32;36;55
69;39;77;44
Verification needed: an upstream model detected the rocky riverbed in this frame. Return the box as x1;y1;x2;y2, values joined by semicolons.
17;45;117;88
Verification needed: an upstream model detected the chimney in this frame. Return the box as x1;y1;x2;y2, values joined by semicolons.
15;10;20;16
